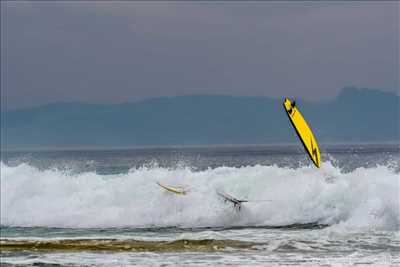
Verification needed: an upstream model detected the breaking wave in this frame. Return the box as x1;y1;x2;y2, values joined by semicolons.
1;161;399;231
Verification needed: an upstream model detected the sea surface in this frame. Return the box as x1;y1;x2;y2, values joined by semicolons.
1;144;399;266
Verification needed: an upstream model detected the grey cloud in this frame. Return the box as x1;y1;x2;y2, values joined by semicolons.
1;1;398;110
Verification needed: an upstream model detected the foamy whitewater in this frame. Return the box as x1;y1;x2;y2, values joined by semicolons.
1;146;399;266
1;162;399;230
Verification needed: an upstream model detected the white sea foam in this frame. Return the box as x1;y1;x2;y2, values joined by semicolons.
1;162;399;230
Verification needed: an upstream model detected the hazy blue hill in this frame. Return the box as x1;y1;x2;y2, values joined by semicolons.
1;88;398;149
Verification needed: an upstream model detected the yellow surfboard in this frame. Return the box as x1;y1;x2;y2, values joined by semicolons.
156;182;187;195
283;98;321;168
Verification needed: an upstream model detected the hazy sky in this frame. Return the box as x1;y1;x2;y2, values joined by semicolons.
1;1;399;110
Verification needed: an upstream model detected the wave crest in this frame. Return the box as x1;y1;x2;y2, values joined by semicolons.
1;162;399;230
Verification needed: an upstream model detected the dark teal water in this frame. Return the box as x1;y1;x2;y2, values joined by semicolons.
2;144;399;174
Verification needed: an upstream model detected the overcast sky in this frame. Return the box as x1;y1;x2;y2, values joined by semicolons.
1;1;399;110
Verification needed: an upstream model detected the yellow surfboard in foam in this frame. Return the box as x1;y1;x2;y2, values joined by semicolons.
156;182;187;195
283;98;321;168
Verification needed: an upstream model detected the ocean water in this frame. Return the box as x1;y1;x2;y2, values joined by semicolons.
1;144;399;266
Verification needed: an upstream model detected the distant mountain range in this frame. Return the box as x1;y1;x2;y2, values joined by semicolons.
1;87;399;149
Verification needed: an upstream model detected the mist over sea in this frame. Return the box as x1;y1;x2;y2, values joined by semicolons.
1;144;399;266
